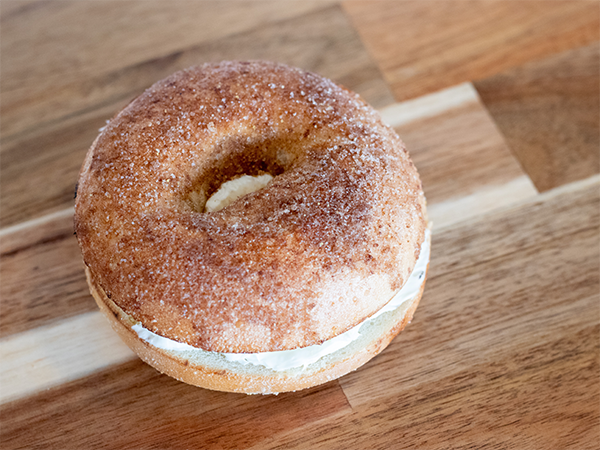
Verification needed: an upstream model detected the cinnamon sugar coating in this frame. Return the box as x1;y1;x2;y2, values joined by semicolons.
74;61;427;353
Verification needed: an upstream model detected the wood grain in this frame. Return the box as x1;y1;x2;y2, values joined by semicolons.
392;92;537;227
1;176;597;450
430;175;600;275
0;360;352;450
0;3;393;228
341;176;600;406
475;43;600;192
0;311;135;404
1;1;390;141
343;0;600;101
1;1;599;448
274;324;598;449
264;177;600;449
0;213;93;338
0;110;109;228
1;0;334;137
398;101;534;204
379;82;479;128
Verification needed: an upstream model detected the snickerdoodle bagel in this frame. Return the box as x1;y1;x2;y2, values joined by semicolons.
74;61;429;394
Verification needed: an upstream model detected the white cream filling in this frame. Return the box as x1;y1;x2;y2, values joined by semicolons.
132;229;431;371
204;174;273;212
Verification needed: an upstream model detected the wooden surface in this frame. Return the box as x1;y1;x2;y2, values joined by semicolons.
1;1;598;449
475;42;600;192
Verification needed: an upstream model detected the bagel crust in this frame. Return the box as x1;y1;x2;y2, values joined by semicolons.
74;61;427;360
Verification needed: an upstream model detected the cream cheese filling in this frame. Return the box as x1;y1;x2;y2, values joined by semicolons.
132;229;431;372
204;174;273;212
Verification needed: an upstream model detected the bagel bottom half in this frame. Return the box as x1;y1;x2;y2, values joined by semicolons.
87;230;429;395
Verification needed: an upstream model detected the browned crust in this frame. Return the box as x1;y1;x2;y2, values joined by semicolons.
74;61;427;353
88;266;426;394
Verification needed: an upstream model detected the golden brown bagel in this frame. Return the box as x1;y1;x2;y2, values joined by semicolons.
74;61;428;393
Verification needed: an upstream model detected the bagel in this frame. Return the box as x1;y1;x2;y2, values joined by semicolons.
74;61;429;394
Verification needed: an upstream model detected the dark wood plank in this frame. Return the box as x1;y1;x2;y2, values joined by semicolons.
0;360;352;450
343;0;600;101
475;43;600;192
0;4;393;227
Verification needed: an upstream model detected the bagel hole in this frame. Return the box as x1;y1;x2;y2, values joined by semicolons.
185;136;294;213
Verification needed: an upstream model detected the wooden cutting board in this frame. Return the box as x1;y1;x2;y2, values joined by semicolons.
1;1;598;448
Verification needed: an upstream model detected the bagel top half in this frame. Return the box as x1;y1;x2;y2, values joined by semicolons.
74;61;427;354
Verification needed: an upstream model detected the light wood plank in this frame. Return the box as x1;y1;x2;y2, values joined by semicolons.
0;207;74;244
475;42;600;192
0;311;135;404
431;174;600;272
427;175;535;229
379;82;479;128
343;0;599;101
